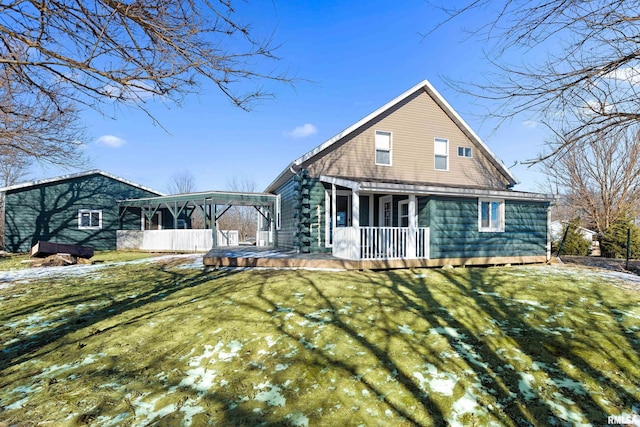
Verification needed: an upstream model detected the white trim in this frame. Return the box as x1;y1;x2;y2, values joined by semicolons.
434;138;449;171
265;79;519;193
380;195;393;227
0;169;163;195
398;200;409;227
374;130;392;166
78;209;102;230
458;146;473;158
318;175;360;191
478;198;505;232
275;194;281;230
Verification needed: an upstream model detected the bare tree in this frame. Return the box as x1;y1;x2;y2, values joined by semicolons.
0;65;86;165
0;0;292;116
167;170;197;195
166;169;204;228
543;127;640;234
0;1;292;168
218;176;257;241
428;0;640;162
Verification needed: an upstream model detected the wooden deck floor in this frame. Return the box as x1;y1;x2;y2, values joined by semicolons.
203;247;547;270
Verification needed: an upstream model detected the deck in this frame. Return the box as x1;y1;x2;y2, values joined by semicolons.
203;247;547;270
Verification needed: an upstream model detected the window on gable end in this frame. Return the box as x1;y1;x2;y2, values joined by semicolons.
435;138;448;170
375;131;392;166
458;146;472;158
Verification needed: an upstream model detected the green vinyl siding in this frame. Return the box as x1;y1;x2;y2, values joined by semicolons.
4;174;157;252
275;177;328;252
427;197;548;259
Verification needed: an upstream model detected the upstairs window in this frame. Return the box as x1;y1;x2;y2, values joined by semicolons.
375;131;392;166
458;146;472;158
434;138;448;170
478;199;504;232
78;209;102;229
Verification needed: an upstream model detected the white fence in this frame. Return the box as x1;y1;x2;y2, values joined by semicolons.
332;226;430;260
117;229;240;252
257;230;271;247
218;230;239;247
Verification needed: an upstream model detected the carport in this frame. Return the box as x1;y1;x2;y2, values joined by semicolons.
117;190;278;251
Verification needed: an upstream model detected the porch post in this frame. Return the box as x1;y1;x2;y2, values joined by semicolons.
408;194;417;258
352;189;360;259
331;184;336;245
352;190;359;228
211;202;217;247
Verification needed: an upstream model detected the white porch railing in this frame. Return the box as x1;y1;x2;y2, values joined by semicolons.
333;226;430;260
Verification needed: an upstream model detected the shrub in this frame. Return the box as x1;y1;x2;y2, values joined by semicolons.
600;213;640;259
556;219;592;256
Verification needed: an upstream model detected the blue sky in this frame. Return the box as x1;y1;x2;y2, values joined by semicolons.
31;1;549;193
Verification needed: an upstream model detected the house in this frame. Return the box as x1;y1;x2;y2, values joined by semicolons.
2;80;552;269
0;170;162;253
265;79;552;267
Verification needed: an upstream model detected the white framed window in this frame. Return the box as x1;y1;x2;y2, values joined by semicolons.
375;131;392;166
478;199;505;232
435;138;448;170
458;146;472;158
78;209;102;229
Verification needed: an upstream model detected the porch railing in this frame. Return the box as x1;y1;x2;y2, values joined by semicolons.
333;226;430;260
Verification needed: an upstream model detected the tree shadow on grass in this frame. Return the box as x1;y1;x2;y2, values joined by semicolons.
0;263;241;373
3;265;639;426
422;266;640;426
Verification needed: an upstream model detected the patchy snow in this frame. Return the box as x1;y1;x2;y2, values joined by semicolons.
398;324;415;335
218;340;242;361
0;254;202;288
254;382;286;407
518;372;537;401
413;363;458;396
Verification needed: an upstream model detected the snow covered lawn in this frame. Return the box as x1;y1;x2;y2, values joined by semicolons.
1;257;639;426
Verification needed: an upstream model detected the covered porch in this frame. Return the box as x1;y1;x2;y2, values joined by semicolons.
117;191;277;252
322;176;430;261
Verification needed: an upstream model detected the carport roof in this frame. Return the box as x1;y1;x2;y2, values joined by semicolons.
118;190;277;208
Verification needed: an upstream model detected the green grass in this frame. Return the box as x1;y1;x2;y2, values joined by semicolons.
0;250;155;271
1;259;639;426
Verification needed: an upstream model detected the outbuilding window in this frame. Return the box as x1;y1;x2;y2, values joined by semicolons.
375;131;392;166
78;209;102;229
478;199;504;232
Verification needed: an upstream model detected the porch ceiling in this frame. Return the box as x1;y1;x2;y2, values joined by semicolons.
319;175;553;202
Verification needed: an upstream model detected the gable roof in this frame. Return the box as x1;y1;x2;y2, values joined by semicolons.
266;79;518;193
0;169;164;196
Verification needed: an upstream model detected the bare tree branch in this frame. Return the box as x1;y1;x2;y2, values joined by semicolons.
0;0;293;113
543;127;640;233
428;0;640;162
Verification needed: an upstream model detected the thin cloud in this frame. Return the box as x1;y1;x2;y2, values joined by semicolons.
96;135;126;148
522;120;539;129
605;67;640;85
284;123;317;138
